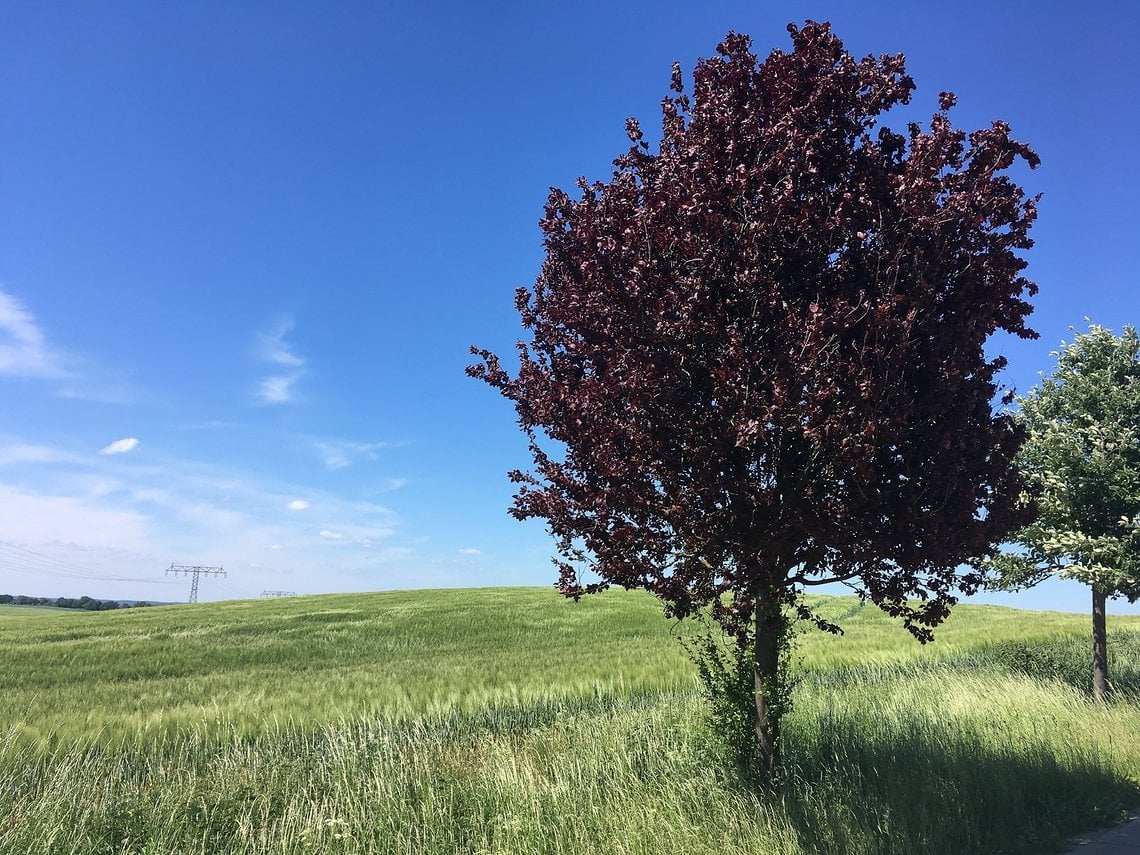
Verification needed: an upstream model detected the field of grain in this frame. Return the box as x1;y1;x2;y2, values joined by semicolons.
2;588;1139;854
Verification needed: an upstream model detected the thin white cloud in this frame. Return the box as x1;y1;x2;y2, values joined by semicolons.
0;289;139;403
256;318;304;367
56;375;139;405
317;444;350;470
0;289;67;378
255;318;305;405
314;440;389;470
0;443;77;466
100;437;140;455
259;374;300;404
458;548;482;555
286;499;310;511
320;529;345;541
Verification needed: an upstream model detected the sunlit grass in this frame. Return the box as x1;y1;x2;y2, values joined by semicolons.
2;587;1129;746
0;588;695;746
1;587;1139;853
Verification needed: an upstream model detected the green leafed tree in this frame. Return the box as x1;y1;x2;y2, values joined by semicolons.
992;324;1140;703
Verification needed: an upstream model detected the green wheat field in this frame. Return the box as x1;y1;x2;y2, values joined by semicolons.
2;588;1140;854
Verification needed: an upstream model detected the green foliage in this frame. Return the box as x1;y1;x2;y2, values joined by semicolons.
0;593;146;611
684;611;802;775
683;610;800;776
982;630;1140;696
994;323;1140;600
683;615;760;768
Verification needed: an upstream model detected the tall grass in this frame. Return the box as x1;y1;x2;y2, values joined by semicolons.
3;668;1137;854
2;588;1125;746
2;588;1139;853
0;588;694;746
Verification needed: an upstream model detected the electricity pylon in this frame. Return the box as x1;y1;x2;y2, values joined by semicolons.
166;564;225;603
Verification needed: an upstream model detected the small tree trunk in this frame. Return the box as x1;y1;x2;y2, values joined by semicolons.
753;590;782;774
1092;586;1110;704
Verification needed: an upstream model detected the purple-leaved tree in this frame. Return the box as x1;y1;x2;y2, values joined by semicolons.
469;22;1039;773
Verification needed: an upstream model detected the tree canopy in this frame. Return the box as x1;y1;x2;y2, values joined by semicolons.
992;324;1140;701
470;21;1039;768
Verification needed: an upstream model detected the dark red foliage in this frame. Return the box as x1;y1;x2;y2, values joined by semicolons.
469;22;1038;642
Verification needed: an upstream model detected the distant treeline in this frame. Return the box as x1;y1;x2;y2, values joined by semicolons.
0;594;156;611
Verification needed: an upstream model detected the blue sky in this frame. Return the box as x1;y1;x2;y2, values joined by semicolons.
0;1;1136;614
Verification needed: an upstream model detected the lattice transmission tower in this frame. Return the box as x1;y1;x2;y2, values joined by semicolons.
166;564;226;603
260;590;296;598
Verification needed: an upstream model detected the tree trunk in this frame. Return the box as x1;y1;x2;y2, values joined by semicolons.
1092;586;1110;704
753;590;783;774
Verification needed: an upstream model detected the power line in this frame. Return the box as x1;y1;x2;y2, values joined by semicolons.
0;559;177;585
0;540;114;577
0;541;180;585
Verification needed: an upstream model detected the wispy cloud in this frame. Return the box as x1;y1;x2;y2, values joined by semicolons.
0;289;139;403
0;289;67;378
0;437;406;599
314;439;389;470
256;318;304;368
258;374;301;404
0;484;154;560
176;420;242;432
255;318;305;404
100;437;140;455
56;372;140;405
0;443;78;467
458;548;482;555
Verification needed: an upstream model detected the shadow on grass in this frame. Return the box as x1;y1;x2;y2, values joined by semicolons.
761;713;1140;855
